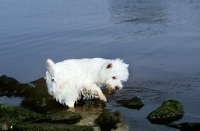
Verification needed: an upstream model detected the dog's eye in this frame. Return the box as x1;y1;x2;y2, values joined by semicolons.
112;76;116;79
51;79;54;81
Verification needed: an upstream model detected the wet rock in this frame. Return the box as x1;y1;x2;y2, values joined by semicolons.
49;110;83;124
10;83;33;97
168;122;200;131
28;78;49;98
0;104;39;121
116;96;144;110
0;104;41;130
0;75;19;88
0;91;6;96
0;75;34;97
13;123;93;131
0;76;57;112
0;104;92;131
30;77;46;86
22;97;48;112
22;96;66;113
147;99;184;125
0;75;18;96
21;78;66;113
95;109;120;130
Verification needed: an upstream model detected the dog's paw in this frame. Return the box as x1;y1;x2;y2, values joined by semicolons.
103;98;107;102
100;95;107;102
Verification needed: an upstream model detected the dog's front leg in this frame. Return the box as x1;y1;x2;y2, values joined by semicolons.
90;84;107;102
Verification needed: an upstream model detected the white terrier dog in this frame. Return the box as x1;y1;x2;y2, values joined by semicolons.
45;58;129;107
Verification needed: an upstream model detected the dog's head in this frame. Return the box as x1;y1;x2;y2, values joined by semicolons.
100;59;129;93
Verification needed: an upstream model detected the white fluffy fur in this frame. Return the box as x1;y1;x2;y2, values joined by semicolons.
45;58;129;107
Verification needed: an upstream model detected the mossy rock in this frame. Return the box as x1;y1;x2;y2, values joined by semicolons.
0;76;49;98
168;122;200;131
13;123;93;131
147;100;184;124
27;78;49;98
0;104;42;130
9;83;33;96
22;97;47;107
0;104;38;120
0;75;19;93
116;96;144;110
49;110;83;124
21;96;64;113
0;75;34;97
95;109;119;130
0;75;19;87
0;105;19;129
21;77;66;113
0;104;85;130
30;77;46;86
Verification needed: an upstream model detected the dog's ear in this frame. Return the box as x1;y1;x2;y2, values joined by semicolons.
46;59;55;76
106;63;112;69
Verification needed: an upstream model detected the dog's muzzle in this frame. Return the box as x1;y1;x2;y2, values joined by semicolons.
106;86;121;93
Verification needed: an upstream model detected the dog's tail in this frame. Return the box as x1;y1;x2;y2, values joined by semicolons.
46;59;55;76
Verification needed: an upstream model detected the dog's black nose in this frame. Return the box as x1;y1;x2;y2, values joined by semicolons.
115;86;120;90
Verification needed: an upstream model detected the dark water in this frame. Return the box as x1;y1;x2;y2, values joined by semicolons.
0;0;200;130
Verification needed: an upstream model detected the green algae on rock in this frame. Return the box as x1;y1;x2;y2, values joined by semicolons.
13;123;93;131
0;104;92;131
147;99;184;124
95;109;119;130
116;96;144;110
0;104;40;130
0;104;39;121
49;110;83;124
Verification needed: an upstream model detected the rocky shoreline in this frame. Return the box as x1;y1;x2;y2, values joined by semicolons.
0;75;199;131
